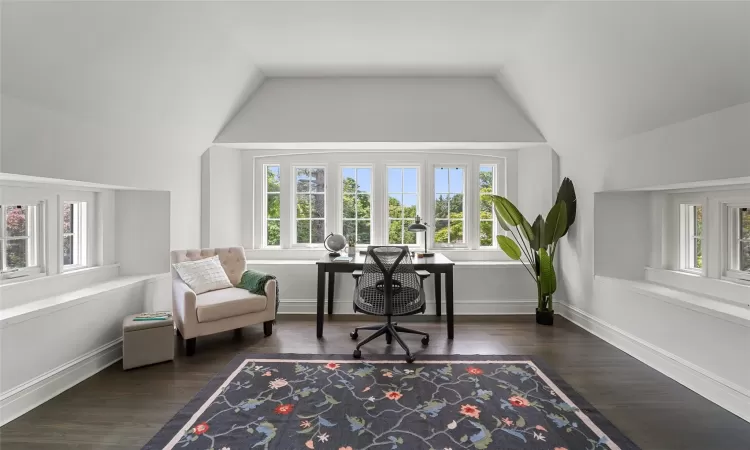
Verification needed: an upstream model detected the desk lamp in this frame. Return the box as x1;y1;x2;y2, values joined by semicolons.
407;215;434;257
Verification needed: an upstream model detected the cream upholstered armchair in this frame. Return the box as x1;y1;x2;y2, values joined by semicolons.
171;247;276;355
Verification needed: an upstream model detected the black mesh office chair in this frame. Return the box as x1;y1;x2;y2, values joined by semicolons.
350;246;430;363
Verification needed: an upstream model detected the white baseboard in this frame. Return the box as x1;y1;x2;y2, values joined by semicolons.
0;339;122;426
278;299;537;315
557;301;750;423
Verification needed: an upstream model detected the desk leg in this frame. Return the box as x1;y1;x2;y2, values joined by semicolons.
446;268;454;339
328;272;335;315
317;264;326;338
434;273;442;317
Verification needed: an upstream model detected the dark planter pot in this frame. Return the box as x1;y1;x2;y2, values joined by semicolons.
536;309;554;326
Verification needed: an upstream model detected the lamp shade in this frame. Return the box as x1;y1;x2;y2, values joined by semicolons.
407;223;427;232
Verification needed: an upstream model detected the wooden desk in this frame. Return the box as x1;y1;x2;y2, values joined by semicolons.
315;252;455;339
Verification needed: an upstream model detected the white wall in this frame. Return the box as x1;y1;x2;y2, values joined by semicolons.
115;190;171;276
215;77;544;144
516;145;559;222
201;146;243;248
593;192;651;281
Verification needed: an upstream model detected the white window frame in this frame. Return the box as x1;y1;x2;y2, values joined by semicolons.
61;201;88;271
679;203;705;274
263;164;282;248
341;165;373;247
724;203;750;283
0;203;44;282
291;165;327;248
478;164;498;249
385;165;421;248
432;164;468;249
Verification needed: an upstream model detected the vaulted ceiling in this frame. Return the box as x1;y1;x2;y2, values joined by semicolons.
3;1;750;157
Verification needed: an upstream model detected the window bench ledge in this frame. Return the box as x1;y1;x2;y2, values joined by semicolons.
0;273;169;328
618;276;750;328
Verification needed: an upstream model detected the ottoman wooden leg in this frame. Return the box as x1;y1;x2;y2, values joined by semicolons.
186;338;196;356
233;328;243;339
264;321;273;337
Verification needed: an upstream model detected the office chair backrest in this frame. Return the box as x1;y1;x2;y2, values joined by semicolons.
361;246;420;315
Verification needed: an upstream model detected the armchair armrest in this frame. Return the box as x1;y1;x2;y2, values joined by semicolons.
172;278;197;336
416;270;431;280
352;270;363;279
264;279;277;318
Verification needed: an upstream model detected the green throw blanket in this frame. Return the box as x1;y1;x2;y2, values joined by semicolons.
238;269;279;321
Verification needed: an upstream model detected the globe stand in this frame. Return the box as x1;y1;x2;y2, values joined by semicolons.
323;233;346;258
328;252;341;257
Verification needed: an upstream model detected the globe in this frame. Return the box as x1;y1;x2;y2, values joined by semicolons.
324;233;347;255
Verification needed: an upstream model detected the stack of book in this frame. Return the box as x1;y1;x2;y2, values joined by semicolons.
133;312;172;322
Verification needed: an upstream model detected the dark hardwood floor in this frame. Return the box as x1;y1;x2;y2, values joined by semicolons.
1;315;748;449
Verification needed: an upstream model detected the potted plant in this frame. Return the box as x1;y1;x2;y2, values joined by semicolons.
490;178;576;325
346;235;357;257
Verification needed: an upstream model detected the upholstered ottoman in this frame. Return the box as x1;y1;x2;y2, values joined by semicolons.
122;314;175;370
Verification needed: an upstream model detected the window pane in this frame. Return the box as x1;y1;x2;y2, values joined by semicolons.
435;194;449;219
388;220;403;244
480;221;494;247
343;220;356;239
343;194;356;218
480;196;493;219
6;239;28;269
389;195;403;218
434;220;449;244
403;221;417;245
357;194;371;218
296;168;310;192
435;168;449;194
6;206;28;237
403;169;417;193
296;194;310;218
311;220;325;243
311;194;325;219
310;168;325;192
450;220;464;244
63;234;74;265
296;220;310;243
342;168;356;192
388;168;402;193
267;221;280;246
448;193;464;218
63;203;74;233
694;206;703;236
741;242;750;272
267;194;280;219
479;165;494;192
741;208;749;240
694;238;702;269
267;166;280;193
357;220;371;244
356;168;371;193
449;168;464;193
402;194;417;219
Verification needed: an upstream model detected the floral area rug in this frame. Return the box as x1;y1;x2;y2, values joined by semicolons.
143;354;639;450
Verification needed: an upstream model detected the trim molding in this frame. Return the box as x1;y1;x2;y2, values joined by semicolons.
0;338;122;426
278;299;538;315
557;301;750;423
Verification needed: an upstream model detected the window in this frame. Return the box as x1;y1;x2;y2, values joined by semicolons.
479;165;496;247
727;206;750;278
388;167;418;245
62;202;87;268
294;167;326;245
1;204;41;278
681;204;703;271
342;167;372;245
265;165;281;247
434;167;465;246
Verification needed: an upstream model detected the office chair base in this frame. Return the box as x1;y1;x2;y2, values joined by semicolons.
352;321;429;363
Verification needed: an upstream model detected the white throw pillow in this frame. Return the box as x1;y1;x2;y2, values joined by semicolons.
173;255;233;294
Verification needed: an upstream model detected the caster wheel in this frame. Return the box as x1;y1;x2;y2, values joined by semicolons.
386;333;393;344
421;336;430;346
405;354;415;364
353;349;362;359
350;331;358;340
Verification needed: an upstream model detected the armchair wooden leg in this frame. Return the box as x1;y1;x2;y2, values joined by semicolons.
264;320;273;337
185;338;196;356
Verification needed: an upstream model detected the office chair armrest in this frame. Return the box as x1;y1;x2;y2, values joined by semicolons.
416;270;431;279
352;270;363;279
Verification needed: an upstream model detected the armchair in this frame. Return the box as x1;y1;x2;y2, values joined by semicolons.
171;247;276;355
